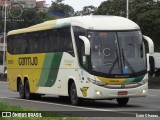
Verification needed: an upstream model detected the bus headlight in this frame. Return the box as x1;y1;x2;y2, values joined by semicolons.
87;78;106;86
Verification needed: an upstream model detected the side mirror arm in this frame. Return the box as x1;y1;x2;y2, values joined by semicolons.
143;35;154;54
79;36;91;55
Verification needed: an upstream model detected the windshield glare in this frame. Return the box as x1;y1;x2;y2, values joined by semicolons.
89;31;146;75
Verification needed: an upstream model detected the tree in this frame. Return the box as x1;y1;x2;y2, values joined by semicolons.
0;8;55;33
130;0;160;51
94;0;126;16
49;0;74;17
74;5;97;16
82;5;97;15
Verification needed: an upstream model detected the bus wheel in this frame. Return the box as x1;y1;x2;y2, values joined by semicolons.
24;80;33;100
116;98;129;105
18;80;25;99
70;82;81;106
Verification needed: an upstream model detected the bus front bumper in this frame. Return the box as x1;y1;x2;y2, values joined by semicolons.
90;83;148;99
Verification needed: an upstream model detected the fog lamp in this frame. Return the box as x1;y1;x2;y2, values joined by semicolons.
142;89;146;94
96;91;102;95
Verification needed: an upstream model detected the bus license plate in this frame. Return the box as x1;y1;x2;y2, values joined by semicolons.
118;91;128;95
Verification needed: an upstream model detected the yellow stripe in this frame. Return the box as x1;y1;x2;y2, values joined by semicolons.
64;64;72;66
96;76;133;85
8;20;57;35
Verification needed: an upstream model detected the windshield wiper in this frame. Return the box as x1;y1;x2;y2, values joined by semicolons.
108;48;120;74
121;48;136;73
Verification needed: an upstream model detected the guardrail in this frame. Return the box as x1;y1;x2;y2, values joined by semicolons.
149;77;160;89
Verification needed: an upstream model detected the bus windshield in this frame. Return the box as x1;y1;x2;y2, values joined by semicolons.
88;30;146;75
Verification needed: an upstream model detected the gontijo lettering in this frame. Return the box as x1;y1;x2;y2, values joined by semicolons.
18;57;38;66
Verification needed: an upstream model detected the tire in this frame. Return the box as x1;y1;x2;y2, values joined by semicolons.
116;98;129;105
24;80;33;100
18;80;25;99
70;82;81;106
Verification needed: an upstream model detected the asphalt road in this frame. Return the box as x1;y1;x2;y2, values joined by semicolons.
0;81;160;120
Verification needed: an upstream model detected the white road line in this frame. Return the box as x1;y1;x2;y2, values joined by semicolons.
0;81;7;83
0;97;135;115
148;94;157;97
0;96;113;111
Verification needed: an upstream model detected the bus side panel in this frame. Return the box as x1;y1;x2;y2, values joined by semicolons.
7;52;46;93
7;53;22;91
35;53;63;94
21;53;46;93
56;52;92;98
54;52;78;96
7;68;23;91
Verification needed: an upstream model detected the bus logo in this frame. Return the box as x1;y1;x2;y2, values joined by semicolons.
18;57;38;66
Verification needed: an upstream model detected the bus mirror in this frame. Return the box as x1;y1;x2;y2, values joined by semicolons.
79;36;91;55
143;35;154;54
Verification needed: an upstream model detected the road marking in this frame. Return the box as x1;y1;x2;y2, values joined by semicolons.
148;94;157;97
0;81;7;83
0;97;135;116
0;97;113;111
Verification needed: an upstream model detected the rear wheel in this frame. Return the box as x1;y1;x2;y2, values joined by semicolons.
18;80;25;99
116;98;129;105
70;82;81;106
24;80;33;100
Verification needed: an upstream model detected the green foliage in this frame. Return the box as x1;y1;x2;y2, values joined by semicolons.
74;5;97;16
94;0;126;16
49;0;74;16
0;8;55;33
0;102;82;120
0;102;31;111
82;5;97;15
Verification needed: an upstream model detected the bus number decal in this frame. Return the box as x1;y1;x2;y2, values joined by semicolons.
8;60;14;64
18;57;38;66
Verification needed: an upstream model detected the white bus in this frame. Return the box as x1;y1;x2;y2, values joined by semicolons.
7;15;154;105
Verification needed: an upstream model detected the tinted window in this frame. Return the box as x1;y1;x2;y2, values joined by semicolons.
7;27;74;56
73;26;89;69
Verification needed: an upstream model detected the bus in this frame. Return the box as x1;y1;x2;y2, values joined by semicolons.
7;15;154;105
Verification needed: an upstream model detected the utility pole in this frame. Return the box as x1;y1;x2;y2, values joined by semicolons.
3;0;7;74
126;0;129;19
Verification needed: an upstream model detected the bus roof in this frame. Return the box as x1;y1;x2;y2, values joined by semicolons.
8;15;140;35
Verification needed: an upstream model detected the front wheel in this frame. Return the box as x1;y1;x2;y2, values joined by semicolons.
116;98;129;105
70;82;81;106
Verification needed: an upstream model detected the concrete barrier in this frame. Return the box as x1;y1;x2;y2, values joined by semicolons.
149;77;160;89
0;74;7;81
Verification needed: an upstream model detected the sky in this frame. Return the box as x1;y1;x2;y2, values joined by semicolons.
42;0;106;11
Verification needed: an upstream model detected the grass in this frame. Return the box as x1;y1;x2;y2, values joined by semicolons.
0;102;82;120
